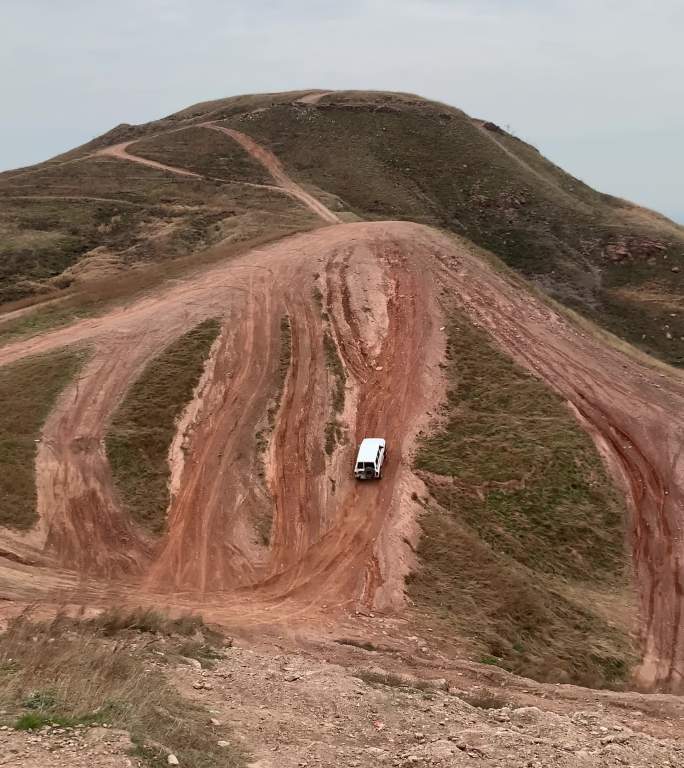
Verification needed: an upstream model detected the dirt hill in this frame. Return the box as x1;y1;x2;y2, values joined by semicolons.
1;89;683;765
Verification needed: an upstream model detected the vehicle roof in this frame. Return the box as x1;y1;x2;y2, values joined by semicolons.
356;437;386;461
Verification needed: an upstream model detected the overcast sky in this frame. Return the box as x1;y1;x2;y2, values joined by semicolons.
2;0;682;222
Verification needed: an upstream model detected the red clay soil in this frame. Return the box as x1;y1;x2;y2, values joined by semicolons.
0;224;441;616
0;129;683;693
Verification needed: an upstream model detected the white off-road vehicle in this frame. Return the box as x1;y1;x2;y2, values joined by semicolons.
354;437;387;480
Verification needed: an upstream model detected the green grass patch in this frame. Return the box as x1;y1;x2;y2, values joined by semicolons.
0;349;83;529
267;315;291;426
0;609;243;767
130;126;273;184
409;307;635;688
106;319;220;534
323;330;346;455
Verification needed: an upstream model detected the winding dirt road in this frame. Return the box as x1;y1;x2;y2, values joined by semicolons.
0;127;683;693
97;141;202;178
92;123;340;225
203;123;342;224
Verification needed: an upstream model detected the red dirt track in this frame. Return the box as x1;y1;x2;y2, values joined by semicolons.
1;130;684;693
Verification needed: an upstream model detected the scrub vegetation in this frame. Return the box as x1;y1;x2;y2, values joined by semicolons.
221;92;684;367
0;349;83;529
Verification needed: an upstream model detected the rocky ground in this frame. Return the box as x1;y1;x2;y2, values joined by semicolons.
2;629;683;767
0;724;133;767
176;641;683;768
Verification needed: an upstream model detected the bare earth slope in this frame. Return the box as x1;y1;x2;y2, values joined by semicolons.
1;215;683;691
0;86;684;753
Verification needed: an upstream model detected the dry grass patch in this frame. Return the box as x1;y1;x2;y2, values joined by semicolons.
267;314;292;427
323;329;346;455
461;689;508;710
254;313;292;544
0;148;320;308
0;608;243;767
0;221;319;348
0;349;84;529
335;638;379;652
130;127;273;184
355;668;445;693
106;319;221;534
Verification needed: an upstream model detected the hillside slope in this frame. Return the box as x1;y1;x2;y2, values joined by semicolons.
2;89;682;365
0;90;683;699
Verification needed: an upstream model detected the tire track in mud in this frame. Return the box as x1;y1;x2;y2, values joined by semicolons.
36;347;154;577
255;234;439;611
267;295;328;577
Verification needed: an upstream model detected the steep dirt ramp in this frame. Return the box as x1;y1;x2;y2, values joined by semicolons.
148;225;440;606
265;292;330;576
250;231;442;612
203;123;342;224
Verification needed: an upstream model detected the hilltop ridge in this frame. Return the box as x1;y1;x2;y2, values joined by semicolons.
1;89;682;365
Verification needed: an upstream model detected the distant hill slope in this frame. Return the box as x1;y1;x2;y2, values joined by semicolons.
1;89;682;366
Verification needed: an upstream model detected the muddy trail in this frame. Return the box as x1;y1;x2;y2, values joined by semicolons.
0;223;440;608
0;125;683;691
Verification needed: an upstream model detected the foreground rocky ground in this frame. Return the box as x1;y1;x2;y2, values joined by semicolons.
0;725;133;767
6;628;681;768
177;644;683;767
